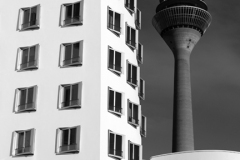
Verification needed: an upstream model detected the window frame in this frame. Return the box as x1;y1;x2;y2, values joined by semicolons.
126;23;138;50
135;8;141;30
126;60;139;88
128;100;141;127
108;87;123;116
18;4;40;31
108;130;125;159
15;85;38;113
56;126;81;154
12;129;35;156
125;0;135;13
60;1;84;27
108;46;122;75
60;40;83;67
137;43;143;64
128;141;142;160
59;82;82;110
16;44;39;71
139;78;145;100
107;7;122;35
141;115;147;137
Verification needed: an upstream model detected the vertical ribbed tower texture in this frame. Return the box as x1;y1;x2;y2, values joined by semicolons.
152;0;212;152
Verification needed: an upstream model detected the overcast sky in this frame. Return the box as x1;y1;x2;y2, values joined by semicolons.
138;0;240;159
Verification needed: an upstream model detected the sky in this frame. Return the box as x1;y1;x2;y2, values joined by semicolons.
138;0;240;159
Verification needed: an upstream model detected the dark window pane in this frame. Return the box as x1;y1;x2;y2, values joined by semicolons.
140;79;143;93
137;10;140;21
108;10;114;29
131;28;136;45
30;7;37;25
115;51;121;72
22;49;29;64
130;143;133;159
27;87;34;104
109;49;114;69
115;92;122;110
72;43;80;58
129;103;133;118
25;131;31;147
65;45;72;60
142;116;145;129
23;9;30;25
133;104;138;120
115;13;121;32
132;66;137;84
62;130;69;145
29;46;36;62
71;84;79;100
130;0;134;10
134;145;140;160
127;27;131;42
109;133;114;153
65;5;73;20
64;86;71;103
70;128;77;145
109;90;114;110
128;64;131;82
115;135;122;153
20;90;27;105
73;2;80;18
18;132;24;148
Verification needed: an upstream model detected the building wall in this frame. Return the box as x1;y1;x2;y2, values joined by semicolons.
0;0;142;159
151;150;240;160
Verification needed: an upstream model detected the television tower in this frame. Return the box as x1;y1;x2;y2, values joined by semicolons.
152;0;212;152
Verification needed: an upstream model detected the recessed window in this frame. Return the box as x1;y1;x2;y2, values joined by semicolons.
135;9;141;30
137;43;143;64
129;141;141;160
108;7;121;35
108;47;122;75
59;82;82;109
60;41;83;67
141;115;147;137
61;1;84;26
139;78;145;100
125;0;135;13
128;100;140;127
108;88;122;116
56;126;81;154
15;86;37;113
126;24;137;49
127;61;138;88
16;44;39;71
12;129;35;156
18;5;40;31
108;130;124;159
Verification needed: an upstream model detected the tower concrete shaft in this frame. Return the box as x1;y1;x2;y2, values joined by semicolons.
152;0;212;153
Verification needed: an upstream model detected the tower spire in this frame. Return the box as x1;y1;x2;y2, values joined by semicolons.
152;0;212;152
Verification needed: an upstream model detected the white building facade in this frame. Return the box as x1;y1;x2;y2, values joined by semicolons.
0;0;146;159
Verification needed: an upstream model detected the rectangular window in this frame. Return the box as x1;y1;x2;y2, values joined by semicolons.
57;126;81;154
108;47;122;75
139;78;145;100
61;1;84;26
108;88;122;116
126;24;137;49
109;131;124;158
127;61;138;87
15;86;37;112
60;41;83;67
141;115;147;137
60;82;82;109
108;7;121;34
135;9;141;30
125;0;135;13
18;5;40;31
17;44;39;71
13;129;35;156
137;43;143;64
128;100;140;126
129;141;141;160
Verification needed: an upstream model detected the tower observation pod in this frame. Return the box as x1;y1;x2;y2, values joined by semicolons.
152;0;212;152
